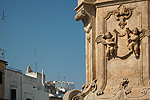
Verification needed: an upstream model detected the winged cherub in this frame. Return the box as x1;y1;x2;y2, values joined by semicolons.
126;27;150;57
96;31;116;59
126;27;140;57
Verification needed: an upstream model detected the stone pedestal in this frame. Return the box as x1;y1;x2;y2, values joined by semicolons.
64;0;150;100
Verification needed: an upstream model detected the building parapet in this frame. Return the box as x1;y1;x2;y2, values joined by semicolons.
5;66;22;73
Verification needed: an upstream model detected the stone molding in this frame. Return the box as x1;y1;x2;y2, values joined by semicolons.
75;0;149;9
74;1;95;12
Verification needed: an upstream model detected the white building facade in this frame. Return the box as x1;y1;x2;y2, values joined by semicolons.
45;81;75;99
4;66;49;100
4;68;22;100
22;68;49;100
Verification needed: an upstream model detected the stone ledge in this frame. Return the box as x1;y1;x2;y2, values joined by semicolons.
75;0;148;10
74;1;95;12
95;0;147;8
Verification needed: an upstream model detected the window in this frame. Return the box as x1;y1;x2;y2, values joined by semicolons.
0;71;2;84
11;89;16;100
26;98;32;100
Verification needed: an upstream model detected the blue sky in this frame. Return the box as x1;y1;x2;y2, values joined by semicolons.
0;0;85;89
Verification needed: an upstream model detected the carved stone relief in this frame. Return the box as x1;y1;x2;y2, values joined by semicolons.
96;27;150;60
96;5;150;60
94;4;150;99
95;30;117;59
63;1;150;100
95;78;150;99
104;5;134;29
63;80;97;100
114;5;133;29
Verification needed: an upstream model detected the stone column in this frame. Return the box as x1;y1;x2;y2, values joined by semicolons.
63;0;150;100
74;2;96;86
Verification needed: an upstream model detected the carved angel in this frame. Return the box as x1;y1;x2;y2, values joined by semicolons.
126;27;139;57
126;27;150;57
96;31;116;59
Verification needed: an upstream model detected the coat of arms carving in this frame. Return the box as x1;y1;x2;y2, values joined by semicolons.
95;5;150;60
96;27;150;60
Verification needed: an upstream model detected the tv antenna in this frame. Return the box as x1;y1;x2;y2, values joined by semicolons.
34;48;37;72
0;10;6;60
57;72;60;81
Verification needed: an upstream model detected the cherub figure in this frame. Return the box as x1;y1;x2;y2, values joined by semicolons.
96;31;116;59
127;27;140;57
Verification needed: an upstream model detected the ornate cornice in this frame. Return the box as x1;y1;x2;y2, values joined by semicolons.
75;0;148;10
74;1;95;12
95;0;148;4
95;0;149;8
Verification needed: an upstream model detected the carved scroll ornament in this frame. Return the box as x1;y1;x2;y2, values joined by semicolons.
115;78;148;99
96;78;150;99
75;10;93;33
104;5;134;29
114;5;133;29
63;80;97;100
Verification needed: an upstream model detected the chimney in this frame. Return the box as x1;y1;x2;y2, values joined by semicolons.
42;69;45;85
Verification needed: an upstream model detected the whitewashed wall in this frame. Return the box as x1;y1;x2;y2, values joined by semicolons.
4;69;22;100
22;73;49;100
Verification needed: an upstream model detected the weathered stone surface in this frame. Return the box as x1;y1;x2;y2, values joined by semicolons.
0;60;7;99
64;0;150;100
